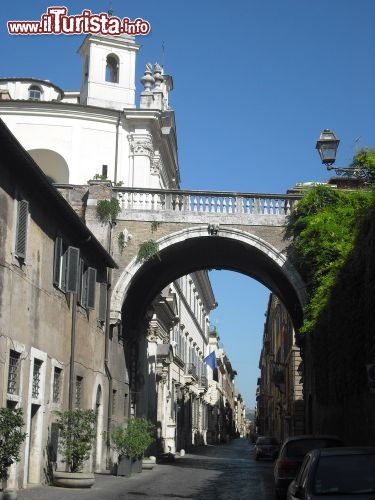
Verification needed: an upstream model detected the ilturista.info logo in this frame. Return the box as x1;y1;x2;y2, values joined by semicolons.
7;7;151;36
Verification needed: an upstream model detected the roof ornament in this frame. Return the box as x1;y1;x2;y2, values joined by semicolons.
153;63;164;90
140;63;155;92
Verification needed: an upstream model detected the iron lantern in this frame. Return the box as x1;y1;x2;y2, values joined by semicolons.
316;129;340;168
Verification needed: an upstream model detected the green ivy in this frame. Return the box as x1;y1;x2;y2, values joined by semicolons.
136;239;160;263
350;148;375;183
96;197;121;224
285;185;373;334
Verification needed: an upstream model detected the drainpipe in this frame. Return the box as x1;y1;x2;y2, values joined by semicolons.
68;293;77;411
104;266;113;451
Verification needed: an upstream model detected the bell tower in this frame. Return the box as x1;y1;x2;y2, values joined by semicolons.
78;33;140;110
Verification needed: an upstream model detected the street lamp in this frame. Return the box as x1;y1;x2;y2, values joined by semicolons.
316;129;373;182
315;129;340;168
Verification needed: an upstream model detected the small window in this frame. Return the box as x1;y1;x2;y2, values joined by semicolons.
112;389;117;416
15;199;29;261
75;376;83;408
7;350;21;395
28;85;42;101
52;367;62;403
105;54;119;83
32;359;43;399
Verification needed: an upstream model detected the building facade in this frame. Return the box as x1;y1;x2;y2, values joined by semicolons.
256;294;304;443
0;32;243;489
0;120;118;488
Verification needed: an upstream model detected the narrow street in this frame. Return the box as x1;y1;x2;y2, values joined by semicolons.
17;439;276;500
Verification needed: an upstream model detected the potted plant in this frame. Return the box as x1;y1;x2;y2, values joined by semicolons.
53;409;97;488
111;417;155;476
0;408;27;499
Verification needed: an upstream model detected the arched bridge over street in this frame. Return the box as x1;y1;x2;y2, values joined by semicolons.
97;186;307;331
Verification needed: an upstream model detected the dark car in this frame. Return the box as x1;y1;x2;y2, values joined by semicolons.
254;436;279;460
287;447;375;499
274;435;343;499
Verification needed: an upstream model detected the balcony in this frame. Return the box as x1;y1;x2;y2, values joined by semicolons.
184;364;198;385
198;376;208;391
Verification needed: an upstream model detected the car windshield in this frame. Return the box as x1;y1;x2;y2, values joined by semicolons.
313;454;375;494
257;437;278;445
284;438;340;458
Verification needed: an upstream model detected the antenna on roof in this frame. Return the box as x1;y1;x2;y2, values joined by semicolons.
108;0;114;17
161;41;166;68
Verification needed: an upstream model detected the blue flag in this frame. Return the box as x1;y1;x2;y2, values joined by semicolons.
204;351;217;371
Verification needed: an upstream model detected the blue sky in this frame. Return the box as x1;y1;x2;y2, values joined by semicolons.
2;1;375;409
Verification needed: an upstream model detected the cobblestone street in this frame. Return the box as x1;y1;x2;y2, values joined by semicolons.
17;439;275;500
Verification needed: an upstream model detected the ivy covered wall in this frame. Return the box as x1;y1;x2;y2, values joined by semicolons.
286;185;375;444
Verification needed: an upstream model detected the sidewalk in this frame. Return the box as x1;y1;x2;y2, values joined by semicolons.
15;454;180;500
15;468;162;500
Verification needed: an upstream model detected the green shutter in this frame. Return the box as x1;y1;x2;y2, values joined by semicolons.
98;282;107;322
15;199;29;260
65;246;80;293
86;267;97;309
53;237;63;286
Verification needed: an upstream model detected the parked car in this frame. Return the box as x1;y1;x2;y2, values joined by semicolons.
274;435;343;499
254;436;279;460
287;447;375;499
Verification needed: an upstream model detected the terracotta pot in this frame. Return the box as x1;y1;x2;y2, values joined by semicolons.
52;471;95;488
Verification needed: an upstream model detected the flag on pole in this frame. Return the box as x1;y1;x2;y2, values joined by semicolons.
204;351;217;371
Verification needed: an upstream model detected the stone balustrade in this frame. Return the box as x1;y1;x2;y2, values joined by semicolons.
114;187;300;216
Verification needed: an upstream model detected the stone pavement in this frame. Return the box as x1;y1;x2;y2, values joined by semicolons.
15;466;165;500
14;453;182;500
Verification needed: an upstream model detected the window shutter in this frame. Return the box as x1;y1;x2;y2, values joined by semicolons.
86;267;97;309
53;237;63;286
15;200;29;259
65;246;80;293
98;282;107;322
77;258;85;305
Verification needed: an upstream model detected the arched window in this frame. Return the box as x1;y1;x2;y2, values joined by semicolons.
28;85;42;101
105;54;119;83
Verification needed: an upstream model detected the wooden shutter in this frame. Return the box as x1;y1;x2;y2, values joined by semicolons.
15;200;29;260
98;282;107;322
86;267;97;309
53;237;63;286
65;246;80;293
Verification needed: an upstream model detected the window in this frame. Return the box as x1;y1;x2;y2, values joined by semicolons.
52;367;62;403
32;359;43;398
7;350;21;395
75;376;83;408
105;54;119;83
78;260;97;310
112;389;117;416
53;237;81;293
15;199;29;261
28;85;42;101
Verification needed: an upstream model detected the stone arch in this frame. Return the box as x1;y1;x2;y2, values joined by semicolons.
111;226;307;331
28;149;69;183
